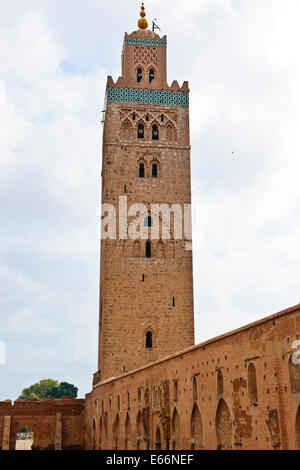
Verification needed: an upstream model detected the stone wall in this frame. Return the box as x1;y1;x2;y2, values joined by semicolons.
86;305;300;450
0;398;85;450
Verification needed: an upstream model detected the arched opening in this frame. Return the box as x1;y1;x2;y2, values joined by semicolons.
139;163;145;178
248;363;258;405
296;404;300;450
137;410;144;450
133;240;141;258
192;377;198;402
149;68;155;83
137;67;143;83
145;215;152;227
99;419;103;450
15;426;34;451
127;392;130;410
171;408;180;449
174;381;178;402
152;125;159;140
289;355;300;393
152;163;158;178
191;403;204;450
146;331;153;349
215;398;232;450
125;414;132;450
167;124;175;141
92;418;97;450
121;120;132;139
217;370;224;396
155;426;162;450
113;414;120;450
146;240;151;258
138;123;144;139
157;240;165;259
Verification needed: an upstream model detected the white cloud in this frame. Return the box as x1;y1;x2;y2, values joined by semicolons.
0;0;300;399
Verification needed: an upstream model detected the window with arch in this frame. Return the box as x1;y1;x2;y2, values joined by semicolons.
248;363;258;405
137;67;143;83
127;392;130;410
146;331;153;349
145;215;152;227
149;68;155;83
217;370;224;396
152;124;159;140
146;240;151;258
138;123;144;139
174;381;178;402
192;377;198;402
139;163;145;178
152;163;158;178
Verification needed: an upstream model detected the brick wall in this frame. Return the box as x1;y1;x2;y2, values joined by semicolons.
86;305;300;450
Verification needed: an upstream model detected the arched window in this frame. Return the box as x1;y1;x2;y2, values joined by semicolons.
146;240;151;258
152;125;159;140
217;370;224;396
174;381;178;401
137;67;143;83
248;363;258;405
139;163;145;178
193;377;197;402
146;331;153;348
149;68;155;83
138;123;144;139
152;163;158;178
145;216;152;227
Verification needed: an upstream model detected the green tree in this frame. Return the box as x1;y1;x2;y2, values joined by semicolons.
19;379;59;399
48;382;78;398
19;379;78;399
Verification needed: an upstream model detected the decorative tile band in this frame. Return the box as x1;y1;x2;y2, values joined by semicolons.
124;38;167;47
106;87;189;107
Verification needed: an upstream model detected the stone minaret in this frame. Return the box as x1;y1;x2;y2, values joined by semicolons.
95;3;194;384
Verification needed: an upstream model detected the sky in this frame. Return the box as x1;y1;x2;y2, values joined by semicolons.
0;0;300;400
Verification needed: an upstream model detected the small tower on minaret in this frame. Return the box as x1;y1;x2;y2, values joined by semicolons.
94;3;194;384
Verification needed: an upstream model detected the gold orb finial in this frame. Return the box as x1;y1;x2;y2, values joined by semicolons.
138;2;148;29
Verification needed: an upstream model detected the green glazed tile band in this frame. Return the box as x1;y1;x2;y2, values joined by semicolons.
106;87;189;107
124;38;167;46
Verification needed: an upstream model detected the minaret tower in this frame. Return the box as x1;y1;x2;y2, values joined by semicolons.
94;4;194;384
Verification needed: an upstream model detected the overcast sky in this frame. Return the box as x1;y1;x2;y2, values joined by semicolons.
1;0;300;400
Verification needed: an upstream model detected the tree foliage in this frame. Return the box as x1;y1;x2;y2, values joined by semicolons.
19;379;78;399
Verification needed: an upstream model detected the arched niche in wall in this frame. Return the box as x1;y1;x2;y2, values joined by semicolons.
171;408;180;450
191;403;204;450
248;363;258;406
125;413;132;450
215;398;232;450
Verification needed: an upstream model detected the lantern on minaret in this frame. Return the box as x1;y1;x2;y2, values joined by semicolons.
138;2;148;29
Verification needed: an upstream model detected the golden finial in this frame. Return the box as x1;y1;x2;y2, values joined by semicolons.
138;2;148;30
